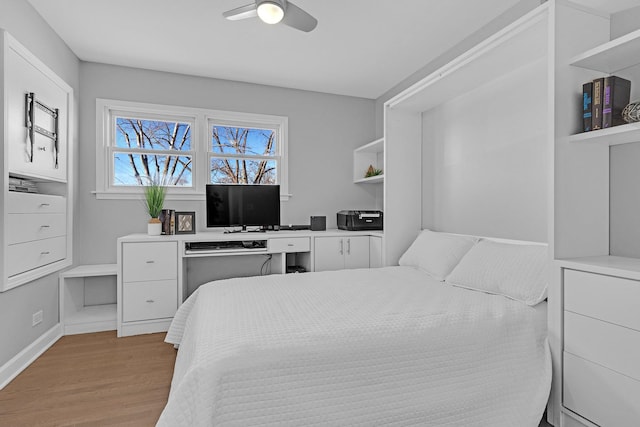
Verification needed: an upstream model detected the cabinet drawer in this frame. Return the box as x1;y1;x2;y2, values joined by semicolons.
122;242;177;282
269;237;310;253
7;236;66;277
7;213;66;244
565;311;640;380
564;352;640;427
564;269;640;331
122;280;177;322
7;192;66;213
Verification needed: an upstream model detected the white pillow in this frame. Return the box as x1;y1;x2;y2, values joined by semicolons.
445;239;548;305
398;230;478;281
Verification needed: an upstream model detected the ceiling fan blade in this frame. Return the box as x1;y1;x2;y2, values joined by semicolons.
281;1;317;32
223;3;258;21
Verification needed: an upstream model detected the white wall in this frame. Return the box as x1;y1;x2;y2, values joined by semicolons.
77;62;377;265
422;58;548;241
608;6;640;258
0;0;80;366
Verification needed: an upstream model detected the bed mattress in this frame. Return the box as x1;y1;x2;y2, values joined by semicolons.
158;266;550;426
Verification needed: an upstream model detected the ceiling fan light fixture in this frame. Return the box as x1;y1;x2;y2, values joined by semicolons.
257;1;285;24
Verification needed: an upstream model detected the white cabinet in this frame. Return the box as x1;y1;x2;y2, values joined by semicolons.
562;265;640;427
5;35;68;182
314;235;370;272
1;31;73;292
118;241;178;337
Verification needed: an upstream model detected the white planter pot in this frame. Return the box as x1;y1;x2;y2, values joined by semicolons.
147;221;162;236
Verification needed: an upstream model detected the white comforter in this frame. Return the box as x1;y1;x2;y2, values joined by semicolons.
158;266;551;426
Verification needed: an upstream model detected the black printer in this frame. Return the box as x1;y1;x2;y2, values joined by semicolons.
337;210;383;231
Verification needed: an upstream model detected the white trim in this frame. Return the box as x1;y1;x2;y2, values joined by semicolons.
95;98;290;200
0;323;62;390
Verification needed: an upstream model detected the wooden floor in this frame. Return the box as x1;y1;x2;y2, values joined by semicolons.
0;331;554;426
0;331;176;426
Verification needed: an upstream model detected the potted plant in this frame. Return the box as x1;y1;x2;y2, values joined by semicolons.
144;179;166;236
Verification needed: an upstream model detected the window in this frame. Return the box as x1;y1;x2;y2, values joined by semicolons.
209;123;279;185
96;99;288;200
113;114;194;187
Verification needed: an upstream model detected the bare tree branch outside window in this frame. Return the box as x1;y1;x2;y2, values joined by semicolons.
210;126;277;185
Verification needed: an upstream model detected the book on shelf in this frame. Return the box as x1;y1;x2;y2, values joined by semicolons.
591;77;604;131
603;76;631;128
582;82;593;132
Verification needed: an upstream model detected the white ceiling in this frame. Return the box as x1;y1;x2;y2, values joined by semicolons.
28;0;525;99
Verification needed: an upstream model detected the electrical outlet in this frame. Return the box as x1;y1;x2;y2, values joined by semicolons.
32;310;43;327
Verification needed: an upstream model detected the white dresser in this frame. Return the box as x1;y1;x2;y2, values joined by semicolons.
118;241;178;337
7;192;67;277
560;257;640;427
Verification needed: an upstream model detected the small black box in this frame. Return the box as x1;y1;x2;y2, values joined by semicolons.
310;216;326;231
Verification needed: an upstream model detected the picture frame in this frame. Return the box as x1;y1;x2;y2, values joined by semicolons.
175;211;196;234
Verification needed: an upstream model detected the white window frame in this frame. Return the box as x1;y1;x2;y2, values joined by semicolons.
207;112;288;191
95;99;289;200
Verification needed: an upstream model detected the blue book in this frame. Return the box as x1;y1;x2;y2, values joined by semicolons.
582;82;592;132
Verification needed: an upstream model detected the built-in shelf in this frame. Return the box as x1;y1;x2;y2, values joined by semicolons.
353;138;384;184
568;121;640;145
570;27;640;73
66;303;117;326
60;263;118;335
354;175;384;184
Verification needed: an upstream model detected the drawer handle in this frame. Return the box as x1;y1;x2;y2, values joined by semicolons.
287;243;294;246
146;299;155;303
40;225;50;228
145;260;155;264
40;203;51;207
40;251;50;255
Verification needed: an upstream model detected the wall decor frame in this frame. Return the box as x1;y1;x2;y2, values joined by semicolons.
175;211;196;234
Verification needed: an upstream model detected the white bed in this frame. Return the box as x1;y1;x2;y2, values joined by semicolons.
158;233;551;427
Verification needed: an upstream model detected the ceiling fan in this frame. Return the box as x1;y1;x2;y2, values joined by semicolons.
223;0;318;32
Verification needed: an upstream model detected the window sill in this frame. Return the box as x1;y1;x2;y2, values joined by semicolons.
92;190;291;202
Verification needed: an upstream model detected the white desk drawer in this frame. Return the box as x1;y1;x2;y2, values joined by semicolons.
122;280;177;322
8;213;66;244
564;352;640;427
564;269;640;331
8;192;66;213
122;242;177;282
565;311;640;380
269;237;310;253
7;236;66;277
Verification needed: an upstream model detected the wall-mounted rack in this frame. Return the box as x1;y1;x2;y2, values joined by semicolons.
25;92;59;168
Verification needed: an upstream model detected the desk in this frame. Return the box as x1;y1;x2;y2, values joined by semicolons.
117;229;383;337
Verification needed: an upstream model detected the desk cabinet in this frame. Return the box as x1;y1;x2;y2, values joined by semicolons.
118;241;178;337
314;235;370;272
562;268;640;426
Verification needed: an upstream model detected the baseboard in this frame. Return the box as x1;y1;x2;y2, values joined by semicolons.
0;323;63;390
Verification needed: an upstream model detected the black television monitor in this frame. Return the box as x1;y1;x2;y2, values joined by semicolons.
206;184;280;231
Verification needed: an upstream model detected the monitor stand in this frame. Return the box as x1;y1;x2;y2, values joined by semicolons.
223;225;267;234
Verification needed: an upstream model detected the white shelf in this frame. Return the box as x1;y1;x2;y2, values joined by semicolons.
568;121;640;145
60;263;118;278
386;5;548;112
354;175;384;184
353;138;384;184
570;27;640;73
60;263;118;335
